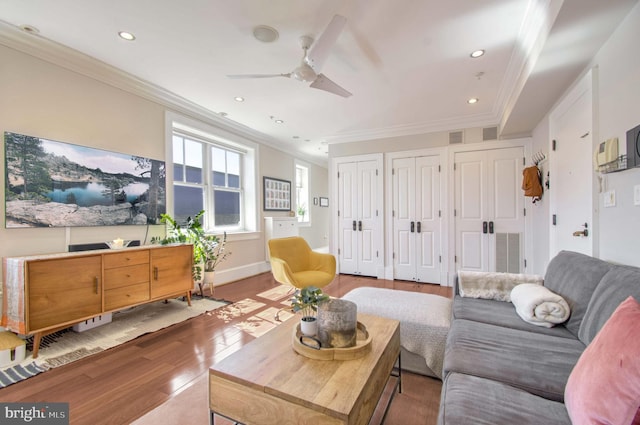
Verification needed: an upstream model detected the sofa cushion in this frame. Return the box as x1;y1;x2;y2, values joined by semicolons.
578;264;640;345
543;250;612;337
438;372;571;425
452;296;575;339
443;319;585;401
565;296;640;425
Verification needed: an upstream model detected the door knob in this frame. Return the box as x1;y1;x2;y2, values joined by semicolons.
352;220;356;231
417;222;421;233
483;221;488;234
489;221;494;234
358;221;362;231
573;223;588;237
410;221;415;233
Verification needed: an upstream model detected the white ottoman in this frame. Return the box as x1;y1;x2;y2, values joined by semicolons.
342;287;452;379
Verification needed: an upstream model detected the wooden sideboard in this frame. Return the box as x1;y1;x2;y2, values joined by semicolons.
2;244;193;358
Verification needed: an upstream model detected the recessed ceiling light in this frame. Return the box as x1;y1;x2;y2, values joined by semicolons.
234;96;245;102
305;139;311;142
19;24;40;34
253;25;279;43
468;98;479;104
470;49;485;58
218;112;228;117
118;31;136;41
275;119;284;124
292;136;299;139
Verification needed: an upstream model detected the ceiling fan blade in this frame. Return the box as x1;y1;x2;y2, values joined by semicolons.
310;73;352;98
306;14;347;73
227;73;291;79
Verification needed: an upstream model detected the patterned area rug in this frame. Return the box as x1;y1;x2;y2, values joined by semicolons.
0;296;228;388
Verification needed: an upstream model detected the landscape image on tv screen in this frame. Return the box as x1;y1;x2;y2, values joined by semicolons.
4;131;166;228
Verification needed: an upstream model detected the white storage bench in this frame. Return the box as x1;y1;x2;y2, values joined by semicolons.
342;287;452;379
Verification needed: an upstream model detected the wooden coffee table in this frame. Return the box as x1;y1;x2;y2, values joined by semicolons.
209;313;401;425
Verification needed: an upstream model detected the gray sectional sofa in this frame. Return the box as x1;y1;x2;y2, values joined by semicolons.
438;250;640;424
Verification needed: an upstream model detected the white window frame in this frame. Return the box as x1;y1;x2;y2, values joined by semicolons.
165;112;258;236
295;160;310;226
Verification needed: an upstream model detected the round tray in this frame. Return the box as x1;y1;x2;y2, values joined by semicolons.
292;321;372;360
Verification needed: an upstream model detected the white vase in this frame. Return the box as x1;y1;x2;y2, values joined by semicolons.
300;317;317;336
204;271;215;295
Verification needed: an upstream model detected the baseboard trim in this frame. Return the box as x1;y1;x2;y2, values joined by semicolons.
212;261;272;287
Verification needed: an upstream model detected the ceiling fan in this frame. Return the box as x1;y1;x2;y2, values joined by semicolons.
227;14;352;98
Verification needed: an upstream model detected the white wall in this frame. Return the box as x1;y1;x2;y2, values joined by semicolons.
0;42;329;283
530;2;640;269
592;2;640;266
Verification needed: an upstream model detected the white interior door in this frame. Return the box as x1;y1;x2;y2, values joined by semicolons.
392;156;441;283
337;159;379;277
455;147;524;273
415;156;441;282
357;160;378;276
393;157;416;280
550;88;593;257
338;162;358;275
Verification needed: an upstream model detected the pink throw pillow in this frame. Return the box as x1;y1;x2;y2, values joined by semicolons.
565;296;640;425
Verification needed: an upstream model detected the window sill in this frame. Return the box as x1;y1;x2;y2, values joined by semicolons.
207;230;261;241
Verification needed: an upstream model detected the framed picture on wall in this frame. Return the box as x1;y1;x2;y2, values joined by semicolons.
263;176;291;211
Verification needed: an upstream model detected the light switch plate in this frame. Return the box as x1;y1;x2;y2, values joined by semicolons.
634;185;640;206
604;190;616;208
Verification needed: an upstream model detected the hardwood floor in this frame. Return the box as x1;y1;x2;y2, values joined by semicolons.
0;273;451;424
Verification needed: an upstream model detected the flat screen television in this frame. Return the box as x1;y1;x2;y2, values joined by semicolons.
4;131;166;228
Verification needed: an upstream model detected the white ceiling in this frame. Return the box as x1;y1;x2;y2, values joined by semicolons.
0;0;637;165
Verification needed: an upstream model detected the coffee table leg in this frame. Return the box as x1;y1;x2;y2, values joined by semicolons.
210;410;243;425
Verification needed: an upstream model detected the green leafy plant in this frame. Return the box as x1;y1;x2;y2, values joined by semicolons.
290;286;329;319
201;231;231;272
297;203;307;219
151;210;230;294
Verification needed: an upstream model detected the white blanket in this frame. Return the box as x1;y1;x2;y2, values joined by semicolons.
510;283;570;328
342;287;451;379
457;271;544;302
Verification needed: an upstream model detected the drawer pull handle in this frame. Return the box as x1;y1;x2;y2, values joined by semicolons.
94;277;99;294
154;267;159;280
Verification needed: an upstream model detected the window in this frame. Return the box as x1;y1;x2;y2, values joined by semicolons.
295;162;309;223
172;131;251;231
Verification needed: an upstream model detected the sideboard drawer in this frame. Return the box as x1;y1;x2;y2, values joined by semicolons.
103;250;149;269
104;264;149;290
105;283;150;311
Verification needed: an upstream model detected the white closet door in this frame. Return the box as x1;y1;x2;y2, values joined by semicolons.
338;162;358;275
455;147;524;273
415;156;441;282
337;159;379;277
357;160;378;276
393;157;416;281
392;155;441;283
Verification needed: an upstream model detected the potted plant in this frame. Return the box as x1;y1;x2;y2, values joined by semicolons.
200;231;231;294
297;204;307;221
152;210;230;296
290;286;329;336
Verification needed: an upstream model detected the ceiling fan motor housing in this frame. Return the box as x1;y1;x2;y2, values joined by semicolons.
293;63;317;82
